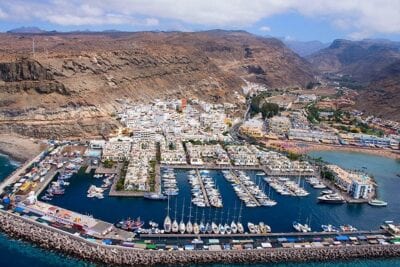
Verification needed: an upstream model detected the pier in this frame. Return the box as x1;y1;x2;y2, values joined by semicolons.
230;170;260;206
195;169;210;207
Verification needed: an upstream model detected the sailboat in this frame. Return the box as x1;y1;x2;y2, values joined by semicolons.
224;209;232;235
231;204;238;234
186;204;193;234
218;210;225;234
179;200;186;234
199;210;206;234
237;203;244;234
193;207;200;235
211;208;218;234
163;194;172;233
206;208;213;234
172;198;179;233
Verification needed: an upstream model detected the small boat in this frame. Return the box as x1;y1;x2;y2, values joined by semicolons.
368;199;388;207
193;223;200;235
231;221;238;234
340;224;358;232
318;193;345;204
200;222;206;234
115;217;145;231
206;223;213;234
247;222;256;234
219;223;225;234
172;220;179;233
321;224;339;232
41;195;52;201
144;193;167;200
212;222;219;234
237;222;244;234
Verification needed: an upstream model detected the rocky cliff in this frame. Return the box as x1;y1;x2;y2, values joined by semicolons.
0;31;315;138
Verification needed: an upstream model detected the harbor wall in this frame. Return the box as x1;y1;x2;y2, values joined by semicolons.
1;210;400;266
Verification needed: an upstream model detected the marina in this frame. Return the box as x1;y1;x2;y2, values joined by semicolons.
0;146;399;265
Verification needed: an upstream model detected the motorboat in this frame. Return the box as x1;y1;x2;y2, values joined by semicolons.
368;199;388;207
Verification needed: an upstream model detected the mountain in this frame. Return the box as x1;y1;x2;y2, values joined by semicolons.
0;30;315;138
7;27;47;34
282;40;329;57
307;39;400;121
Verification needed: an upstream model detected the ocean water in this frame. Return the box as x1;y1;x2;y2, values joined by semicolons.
0;151;400;266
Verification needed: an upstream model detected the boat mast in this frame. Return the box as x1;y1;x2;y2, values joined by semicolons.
233;201;237;222
181;199;185;223
188;203;192;223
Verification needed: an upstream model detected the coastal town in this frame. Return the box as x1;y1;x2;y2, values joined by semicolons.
0;80;398;264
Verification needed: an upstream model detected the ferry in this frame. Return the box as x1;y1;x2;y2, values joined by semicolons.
143;192;167;200
368;199;388;207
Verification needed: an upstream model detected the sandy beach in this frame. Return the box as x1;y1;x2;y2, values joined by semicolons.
0;134;45;163
264;140;400;160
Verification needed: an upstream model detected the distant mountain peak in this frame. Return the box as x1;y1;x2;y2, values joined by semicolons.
7;26;47;34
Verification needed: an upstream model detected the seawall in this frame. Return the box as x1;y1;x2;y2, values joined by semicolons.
1;210;400;266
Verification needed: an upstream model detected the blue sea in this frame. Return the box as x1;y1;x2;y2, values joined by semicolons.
0;151;399;266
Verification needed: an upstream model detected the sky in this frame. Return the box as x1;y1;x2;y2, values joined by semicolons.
1;0;400;42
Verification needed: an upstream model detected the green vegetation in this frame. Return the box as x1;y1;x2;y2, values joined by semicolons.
148;160;156;192
103;159;115;168
249;92;272;116
116;160;129;191
306;104;320;123
306;81;321;89
287;151;301;161
156;142;161;163
260;102;279;119
321;168;335;182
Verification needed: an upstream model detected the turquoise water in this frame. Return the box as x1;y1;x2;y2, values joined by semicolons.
0;151;400;266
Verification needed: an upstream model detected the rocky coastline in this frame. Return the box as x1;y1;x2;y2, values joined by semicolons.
1;210;400;266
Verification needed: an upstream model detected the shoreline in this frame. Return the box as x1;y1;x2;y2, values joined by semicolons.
1;210;400;266
265;140;400;160
0;134;44;164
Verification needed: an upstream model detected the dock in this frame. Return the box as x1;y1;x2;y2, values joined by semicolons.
140;229;386;239
195;169;210;207
230;170;260;206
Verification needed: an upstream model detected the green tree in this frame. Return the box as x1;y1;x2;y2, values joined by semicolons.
261;102;279;119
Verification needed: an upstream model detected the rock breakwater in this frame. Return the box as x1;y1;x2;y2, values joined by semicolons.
0;210;400;266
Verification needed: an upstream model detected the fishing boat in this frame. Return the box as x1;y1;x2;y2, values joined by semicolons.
340;224;358;232
368;199;388;207
115;217;145;231
144;192;167;200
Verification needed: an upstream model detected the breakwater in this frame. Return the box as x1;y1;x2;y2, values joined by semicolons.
1;210;400;266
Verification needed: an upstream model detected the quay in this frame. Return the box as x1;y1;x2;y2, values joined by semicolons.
230;170;261;206
140;229;386;239
162;164;316;178
195;169;210;207
1;209;400;266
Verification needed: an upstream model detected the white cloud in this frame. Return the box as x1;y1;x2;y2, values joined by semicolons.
0;0;400;38
259;26;271;32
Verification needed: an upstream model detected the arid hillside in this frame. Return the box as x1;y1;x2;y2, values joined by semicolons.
307;39;400;121
0;31;315;138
